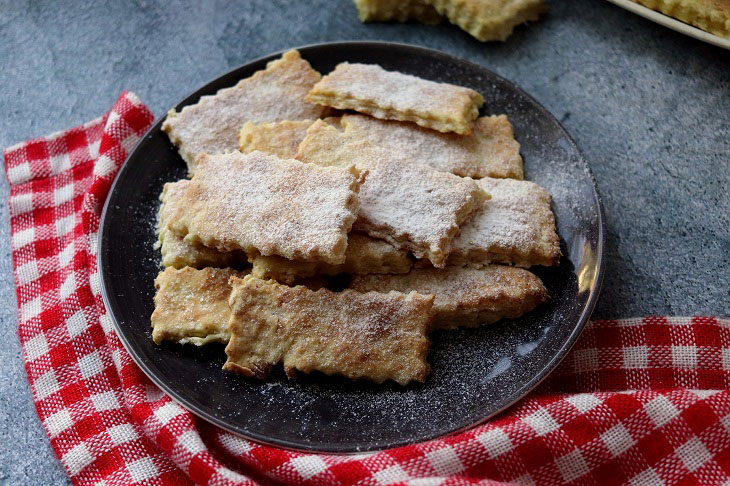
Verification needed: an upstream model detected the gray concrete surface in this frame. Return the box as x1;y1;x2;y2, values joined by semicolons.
0;0;728;483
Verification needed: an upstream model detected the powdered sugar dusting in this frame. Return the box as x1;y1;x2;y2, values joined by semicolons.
341;113;523;179
157;180;239;268
354;143;485;266
168;151;361;265
225;276;433;385
307;62;483;134
449;177;561;267
162;50;325;173
351;265;548;329
296;122;487;267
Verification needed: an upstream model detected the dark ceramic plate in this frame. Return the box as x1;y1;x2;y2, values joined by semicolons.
99;42;604;453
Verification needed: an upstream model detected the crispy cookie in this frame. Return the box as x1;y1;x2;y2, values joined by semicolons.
157;180;242;269
151;267;246;345
632;0;730;38
448;177;561;268
425;0;547;42
224;275;434;385
249;232;412;284
167;151;364;265
239;119;315;159
307;62;484;135
351;265;548;330
341;114;523;179
296;120;488;267
354;0;442;23
162;50;326;174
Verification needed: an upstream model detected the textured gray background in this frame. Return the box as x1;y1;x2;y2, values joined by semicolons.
1;0;729;483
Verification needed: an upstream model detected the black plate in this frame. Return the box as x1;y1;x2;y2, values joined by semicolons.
99;42;604;453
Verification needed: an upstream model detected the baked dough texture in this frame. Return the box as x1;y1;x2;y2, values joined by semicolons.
296;120;488;268
350;265;548;330
249;232;412;284
633;0;730;38
238;119;315;159
306;62;484;135
354;0;442;23
224;275;434;385
151;267;246;345
340;113;523;179
426;0;548;42
157;180;242;269
162;50;326;174
167;151;364;265
448;177;561;268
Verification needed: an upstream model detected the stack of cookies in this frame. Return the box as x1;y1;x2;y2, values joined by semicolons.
151;50;560;386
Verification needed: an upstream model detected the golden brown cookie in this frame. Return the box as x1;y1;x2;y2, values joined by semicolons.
448;177;561;268
156;180;242;269
632;0;730;38
238;120;315;159
306;62;483;134
151;267;247;345
340;114;523;179
249;232;412;284
224;275;434;385
350;265;548;330
296;120;488;267
426;0;547;42
354;0;442;23
167;151;364;265
162;50;326;174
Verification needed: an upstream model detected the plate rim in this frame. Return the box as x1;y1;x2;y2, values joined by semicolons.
606;0;730;50
98;40;606;453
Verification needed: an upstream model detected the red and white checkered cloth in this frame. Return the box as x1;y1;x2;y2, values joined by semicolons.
5;91;730;486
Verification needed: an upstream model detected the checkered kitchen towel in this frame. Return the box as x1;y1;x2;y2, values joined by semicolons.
5;91;730;485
